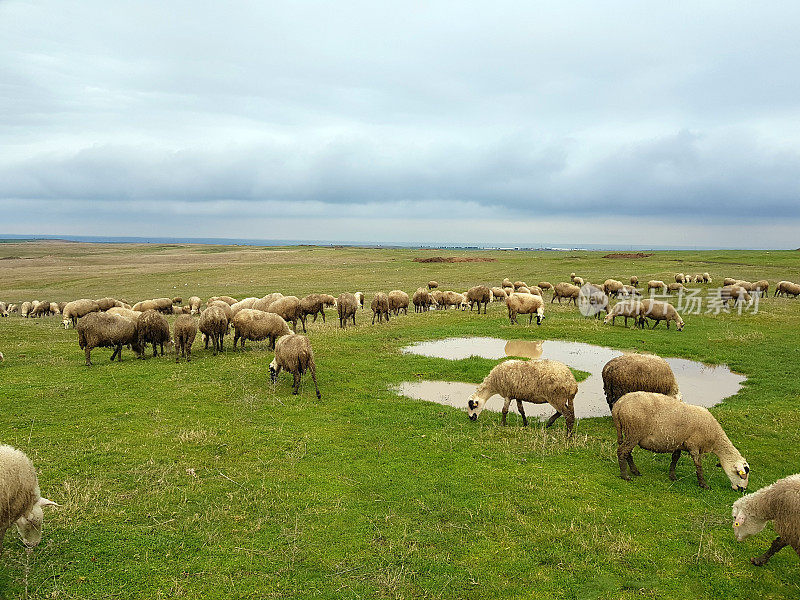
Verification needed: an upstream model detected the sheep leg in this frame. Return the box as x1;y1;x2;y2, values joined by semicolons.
617;443;637;481
751;537;787;566
545;412;561;428
516;400;528;427
563;403;575;437
111;345;120;361
292;372;301;395
310;364;321;399
501;397;511;426
528;313;533;324
689;451;710;489
669;450;681;480
152;343;157;357
85;347;93;366
320;311;326;323
300;315;307;333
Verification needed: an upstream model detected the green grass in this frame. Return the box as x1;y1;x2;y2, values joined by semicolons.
1;243;799;598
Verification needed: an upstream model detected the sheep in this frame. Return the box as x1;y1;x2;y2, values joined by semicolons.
734;280;756;292
719;285;752;307
552;282;580;305
538;281;553;291
603;300;646;328
270;334;321;399
106;307;142;321
489;287;507;302
20;301;31;318
230;297;260;316
612;391;749;490
723;277;737;287
502;285;514;297
775;281;800;298
578;285;609;319
266;296;305;332
49;302;61;315
732;474;800;566
199;305;228;355
354;292;365;308
77;312;143;365
0;445;58;555
388;290;410;316
753;280;769;297
667;282;684;294
132;298;173;314
619;285;641;298
252;293;283;312
0;301;7;317
703;272;712;283
466;285;491;314
431;290;444;308
573;276;584;286
601;354;681;409
61;299;101;328
136;310;171;357
29;301;51;318
207;295;237;306
675;273;687;284
502;278;513;289
640;299;685;330
517;286;531;294
188;296;202;315
173;314;197;362
428;281;439;290
412;288;436;312
513;281;528;290
603;279;624;297
570;273;577;281
300;293;335;323
371;292;390;324
506;292;545;325
7;303;18;315
439;290;466;310
466;359;578;434
95;297;122;311
647;280;667;294
337;293;358;328
207;300;234;324
232;309;293;350
630;276;639;286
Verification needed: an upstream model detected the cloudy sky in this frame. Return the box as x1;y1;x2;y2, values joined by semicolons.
1;2;799;247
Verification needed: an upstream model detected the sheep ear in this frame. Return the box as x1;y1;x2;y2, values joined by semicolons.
37;498;59;508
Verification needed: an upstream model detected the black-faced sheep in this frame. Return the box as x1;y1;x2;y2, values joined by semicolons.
603;300;646;328
199;305;227;355
412;288;436;312
77;312;143;366
337;293;358;328
232;308;293;350
388;290;410;316
630;276;639;286
371;292;390;324
173;314;197;362
640;299;684;330
467;359;578;434
269;334;321;399
137;310;171;357
507;292;544;325
0;445;58;555
428;281;439;290
466;285;491;314
732;474;800;566
552;282;580;305
613;391;749;490
601;354;680;409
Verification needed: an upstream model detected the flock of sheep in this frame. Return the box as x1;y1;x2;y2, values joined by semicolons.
1;268;800;570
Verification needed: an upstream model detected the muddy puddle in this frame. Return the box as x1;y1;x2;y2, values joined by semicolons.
396;338;745;420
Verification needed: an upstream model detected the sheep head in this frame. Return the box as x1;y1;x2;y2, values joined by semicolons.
732;502;767;542
466;393;487;421
15;497;59;549
722;458;750;491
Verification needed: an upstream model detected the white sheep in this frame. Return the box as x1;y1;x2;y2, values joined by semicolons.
0;445;58;554
732;474;800;566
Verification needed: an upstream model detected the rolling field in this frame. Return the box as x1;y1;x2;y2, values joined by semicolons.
1;241;799;599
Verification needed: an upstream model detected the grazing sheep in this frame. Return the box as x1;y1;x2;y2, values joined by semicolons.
753;280;769;297
188;296;202;315
732;474;800;566
719;285;752;307
95;297;122;311
734;280;756;292
207;300;234;324
337;293;358;328
439;290;466;310
430;290;444;307
466;359;578;434
29;301;51;318
603;300;646;328
0;445;58;555
579;285;609;319
132;298;173;314
647;280;667;294
603;279;625;297
466;285;491;314
371;292;390;324
775;281;800;298
388;290;410;316
723;277;737;287
137;310;171;357
613;391;749;490
173;314;197;362
535;281;550;291
232;309;292;350
517;286;531;294
428;281;439;290
552;282;580;305
502;278;513;289
619;285;641;298
61;299;101;329
48;302;61;315
507;292;545;325
489;287;507;302
667;282;684;294
570;273;577;281
267;296;305;332
703;272;712;283
8;304;18;315
630;276;639;286
300;293;336;323
230;297;260;317
601;354;680;409
675;273;687;284
270;334;321;399
77;312;143;365
252;293;283;312
513;281;528;290
573;276;584;286
199;305;228;355
640;299;685;330
354;292;365;308
20;301;32;318
106;307;142;321
412;288;436;312
0;302;7;317
207;296;237;306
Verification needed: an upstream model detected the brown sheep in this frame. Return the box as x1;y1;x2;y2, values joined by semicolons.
137;310;171;357
775;281;800;298
270;334;321;399
719;285;752;307
603;279;624;297
513;281;528;290
601;354;680;409
427;281;439;290
232;309;293;350
252;293;283;312
466;285;491;314
413;288;436;312
630;276;639;286
95;297;123;311
337;293;358;328
723;277;737;287
502;278;513;288
552;282;580;305
667;282;684;294
300;293;336;324
267;296;305;332
466;359;578;434
647;280;667;294
388;290;410;316
173;314;197;362
753;280;769;297
199;305;228;355
371;292;390;324
132;298;173;314
77;312;143;366
538;281;553;291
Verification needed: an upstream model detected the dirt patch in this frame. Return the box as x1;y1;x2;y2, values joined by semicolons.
602;252;653;259
413;256;497;263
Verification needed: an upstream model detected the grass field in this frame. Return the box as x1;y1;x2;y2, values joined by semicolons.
1;241;799;599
